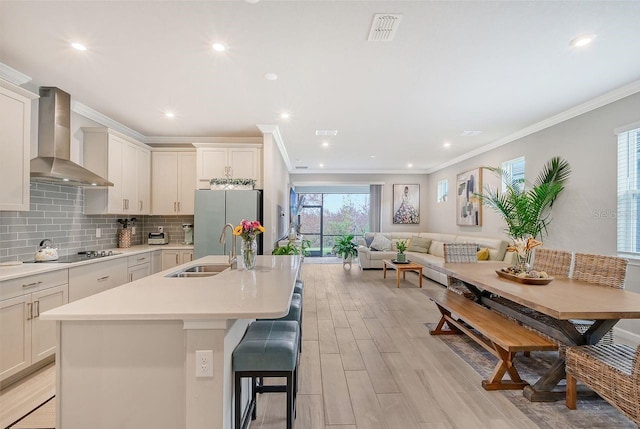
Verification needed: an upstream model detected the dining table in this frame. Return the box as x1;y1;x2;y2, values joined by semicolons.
440;261;640;402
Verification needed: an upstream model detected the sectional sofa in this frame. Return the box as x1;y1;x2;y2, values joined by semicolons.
357;232;514;285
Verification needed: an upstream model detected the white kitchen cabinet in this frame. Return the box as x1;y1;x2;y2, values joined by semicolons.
0;81;37;211
127;252;151;282
194;143;262;190
82;127;151;215
0;270;68;381
151;150;196;215
161;249;194;270
150;250;162;274
68;257;128;302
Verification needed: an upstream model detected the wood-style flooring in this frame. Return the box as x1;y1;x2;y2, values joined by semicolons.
1;263;541;429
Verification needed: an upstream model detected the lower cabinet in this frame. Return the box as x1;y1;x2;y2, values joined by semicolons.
161;249;194;270
69;258;128;302
150;250;162;274
0;271;68;382
127;252;151;282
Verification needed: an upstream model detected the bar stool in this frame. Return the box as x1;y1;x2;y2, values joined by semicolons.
233;320;300;429
294;279;304;295
261;292;303;352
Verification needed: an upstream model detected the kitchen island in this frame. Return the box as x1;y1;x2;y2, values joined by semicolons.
40;255;301;429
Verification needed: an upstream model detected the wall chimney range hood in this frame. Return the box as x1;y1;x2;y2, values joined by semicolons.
30;87;113;187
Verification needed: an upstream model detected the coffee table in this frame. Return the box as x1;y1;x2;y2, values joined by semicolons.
382;259;423;288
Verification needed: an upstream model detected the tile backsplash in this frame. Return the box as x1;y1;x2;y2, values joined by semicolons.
0;182;194;263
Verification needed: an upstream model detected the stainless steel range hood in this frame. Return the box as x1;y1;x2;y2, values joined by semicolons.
30;87;113;187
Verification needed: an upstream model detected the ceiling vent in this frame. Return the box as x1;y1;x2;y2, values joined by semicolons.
295;166;308;169
315;129;338;136
367;14;403;42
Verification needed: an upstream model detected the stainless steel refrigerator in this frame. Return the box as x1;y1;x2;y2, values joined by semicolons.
194;190;263;259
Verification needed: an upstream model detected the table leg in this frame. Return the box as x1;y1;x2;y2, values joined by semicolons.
397;270;401;288
418;269;423;288
383;263;387;279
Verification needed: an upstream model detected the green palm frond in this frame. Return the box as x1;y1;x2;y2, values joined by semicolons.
475;157;571;240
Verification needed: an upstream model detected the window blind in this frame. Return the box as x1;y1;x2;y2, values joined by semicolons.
502;156;525;192
437;179;448;203
617;126;640;255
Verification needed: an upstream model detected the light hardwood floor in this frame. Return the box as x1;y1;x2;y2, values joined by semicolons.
1;263;541;429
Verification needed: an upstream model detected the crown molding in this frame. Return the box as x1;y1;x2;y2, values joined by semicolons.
153;136;262;145
426;79;640;174
257;124;293;171
72;101;147;142
0;63;32;86
291;168;429;175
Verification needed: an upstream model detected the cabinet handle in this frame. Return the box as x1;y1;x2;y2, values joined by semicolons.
174;202;177;212
129;273;133;282
137;257;147;262
176;254;179;264
22;281;42;289
139;200;143;211
178;201;181;212
26;302;33;320
97;276;110;282
34;300;40;318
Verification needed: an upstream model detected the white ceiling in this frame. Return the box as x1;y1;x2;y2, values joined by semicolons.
2;1;640;174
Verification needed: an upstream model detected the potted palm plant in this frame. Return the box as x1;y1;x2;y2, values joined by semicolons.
476;156;571;270
395;240;408;262
333;235;358;263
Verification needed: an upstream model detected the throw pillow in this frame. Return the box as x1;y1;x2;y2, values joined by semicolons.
477;247;490;261
370;234;392;251
364;235;374;247
429;240;445;258
408;236;431;253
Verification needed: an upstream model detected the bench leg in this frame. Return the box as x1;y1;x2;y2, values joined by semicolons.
286;371;294;429
482;347;528;391
566;373;577;410
429;306;462;335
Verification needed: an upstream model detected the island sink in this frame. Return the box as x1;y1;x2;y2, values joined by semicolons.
165;263;231;278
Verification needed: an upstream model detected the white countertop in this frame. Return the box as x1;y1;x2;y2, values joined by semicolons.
0;244;193;281
40;255;300;322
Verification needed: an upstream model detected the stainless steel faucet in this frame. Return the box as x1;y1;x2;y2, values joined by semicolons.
219;223;237;268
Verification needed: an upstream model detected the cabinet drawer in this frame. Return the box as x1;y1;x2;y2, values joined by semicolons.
69;258;127;302
0;269;68;301
128;252;151;267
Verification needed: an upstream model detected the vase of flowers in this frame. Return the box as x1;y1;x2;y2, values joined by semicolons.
233;219;265;270
507;236;542;273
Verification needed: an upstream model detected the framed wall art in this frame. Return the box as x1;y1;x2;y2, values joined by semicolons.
456;168;482;226
393;184;420;224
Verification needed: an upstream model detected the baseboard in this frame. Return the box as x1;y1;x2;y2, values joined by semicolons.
613;326;640;347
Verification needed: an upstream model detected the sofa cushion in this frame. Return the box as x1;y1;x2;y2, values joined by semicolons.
370;234;392;251
408;236;431;253
477;247;490;261
429;240;445;258
364;235;374;247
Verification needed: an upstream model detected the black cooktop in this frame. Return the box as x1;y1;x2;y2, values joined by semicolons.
26;251;121;263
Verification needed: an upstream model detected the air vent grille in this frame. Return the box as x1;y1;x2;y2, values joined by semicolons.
295;166;308;169
368;14;403;42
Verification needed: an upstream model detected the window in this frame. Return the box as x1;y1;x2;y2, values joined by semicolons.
617;123;640;256
502;156;525;192
437;179;448;203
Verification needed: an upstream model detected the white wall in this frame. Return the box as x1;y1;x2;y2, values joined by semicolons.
425;91;640;342
290;173;429;233
261;133;290;254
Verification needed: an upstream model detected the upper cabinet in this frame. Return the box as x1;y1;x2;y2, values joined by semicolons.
0;81;38;211
193;142;263;190
151;150;196;215
82;127;151;215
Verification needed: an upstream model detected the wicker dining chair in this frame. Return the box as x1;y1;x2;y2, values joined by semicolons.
532;248;572;277
570;253;628;345
566;343;640;426
443;243;478;300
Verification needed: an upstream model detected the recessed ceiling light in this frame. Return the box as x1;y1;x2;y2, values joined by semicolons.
407;163;413;168
322;141;329;148
165;111;175;118
319;163;324;168
280;112;290;119
443;142;451;148
570;34;596;47
212;43;227;52
370;155;377;158
264;73;278;81
91;183;97;186
315;129;338;136
71;42;87;51
62;178;70;182
245;0;260;3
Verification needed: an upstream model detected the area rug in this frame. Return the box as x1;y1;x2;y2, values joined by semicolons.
426;324;636;428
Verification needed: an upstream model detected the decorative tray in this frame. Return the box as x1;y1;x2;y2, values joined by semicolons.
391;259;411;264
495;269;554;285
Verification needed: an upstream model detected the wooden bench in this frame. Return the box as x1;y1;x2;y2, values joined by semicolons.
424;287;558;391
